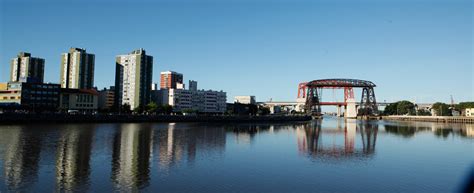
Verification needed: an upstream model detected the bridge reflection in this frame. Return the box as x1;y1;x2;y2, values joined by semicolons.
297;120;378;160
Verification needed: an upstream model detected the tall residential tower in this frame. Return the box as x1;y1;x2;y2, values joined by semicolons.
10;52;45;83
115;49;153;110
60;48;95;89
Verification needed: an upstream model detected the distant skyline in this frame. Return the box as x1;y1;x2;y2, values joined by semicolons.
1;0;472;103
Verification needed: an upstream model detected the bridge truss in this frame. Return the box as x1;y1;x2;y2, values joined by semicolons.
298;79;378;116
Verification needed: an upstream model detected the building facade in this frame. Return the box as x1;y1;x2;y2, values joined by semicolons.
115;49;153;110
156;80;227;114
10;52;45;83
160;71;183;89
0;82;60;111
98;86;115;111
466;108;474;117
60;89;98;113
60;48;95;89
189;80;197;91
234;96;256;105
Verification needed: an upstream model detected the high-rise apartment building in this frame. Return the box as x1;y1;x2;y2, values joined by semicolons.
60;48;95;89
115;49;153;110
189;80;197;91
10;52;45;83
160;71;183;89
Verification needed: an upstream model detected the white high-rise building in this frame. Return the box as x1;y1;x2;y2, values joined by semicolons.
115;49;153;110
60;48;95;89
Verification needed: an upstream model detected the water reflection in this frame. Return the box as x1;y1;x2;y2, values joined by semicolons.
55;125;94;192
111;123;153;191
0;120;472;192
384;121;474;138
296;119;378;160
1;126;42;191
157;123;226;170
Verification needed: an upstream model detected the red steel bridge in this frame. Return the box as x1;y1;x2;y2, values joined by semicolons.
298;79;378;116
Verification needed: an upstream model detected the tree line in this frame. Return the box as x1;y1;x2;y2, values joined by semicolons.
383;101;474;116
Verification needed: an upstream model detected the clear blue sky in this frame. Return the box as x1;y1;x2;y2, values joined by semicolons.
1;0;472;103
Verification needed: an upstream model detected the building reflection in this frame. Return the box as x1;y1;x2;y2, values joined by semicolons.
297;119;378;160
228;124;290;145
55;124;94;192
1;126;42;190
111;123;153;190
156;123;226;170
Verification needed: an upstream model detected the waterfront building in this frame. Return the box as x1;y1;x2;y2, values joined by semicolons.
10;52;45;83
60;48;95;89
98;86;115;111
59;88;98;113
466;108;474;117
156;80;227;114
0;82;60;111
115;49;153;110
160;71;183;89
151;83;158;91
189;80;197;91
234;96;256;105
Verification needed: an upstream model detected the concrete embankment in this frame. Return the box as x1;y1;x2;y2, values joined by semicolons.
383;115;474;123
0;114;312;124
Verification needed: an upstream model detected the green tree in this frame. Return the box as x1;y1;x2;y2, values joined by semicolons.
162;104;173;115
145;102;158;114
455;102;474;111
133;105;145;114
431;102;451;116
384;102;398;115
397;100;415;115
121;104;131;114
258;106;270;115
416;109;431;116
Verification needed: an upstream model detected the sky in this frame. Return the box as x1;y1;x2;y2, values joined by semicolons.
0;0;472;103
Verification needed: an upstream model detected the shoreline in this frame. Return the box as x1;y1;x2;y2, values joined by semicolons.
0;114;312;124
382;115;474;123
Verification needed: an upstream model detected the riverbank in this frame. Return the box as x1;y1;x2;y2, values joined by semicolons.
0;114;312;124
382;115;474;123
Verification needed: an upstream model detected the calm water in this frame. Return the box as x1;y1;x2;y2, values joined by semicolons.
0;117;473;192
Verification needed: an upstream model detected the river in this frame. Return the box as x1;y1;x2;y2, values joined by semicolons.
0;117;472;192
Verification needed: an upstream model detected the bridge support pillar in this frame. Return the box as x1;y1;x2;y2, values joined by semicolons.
345;98;357;118
337;105;342;117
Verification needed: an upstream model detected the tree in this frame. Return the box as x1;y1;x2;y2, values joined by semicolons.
121;104;131;114
162;104;173;115
431;102;451;116
258;106;270;115
133;105;145;114
397;101;415;115
455;102;474;112
145;102;158;114
417;109;431;116
384;102;398;115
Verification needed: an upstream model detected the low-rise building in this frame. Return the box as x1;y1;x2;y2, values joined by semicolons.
60;88;98;113
154;80;227;114
234;96;256;105
0;81;60;111
98;86;115;111
465;108;474;117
